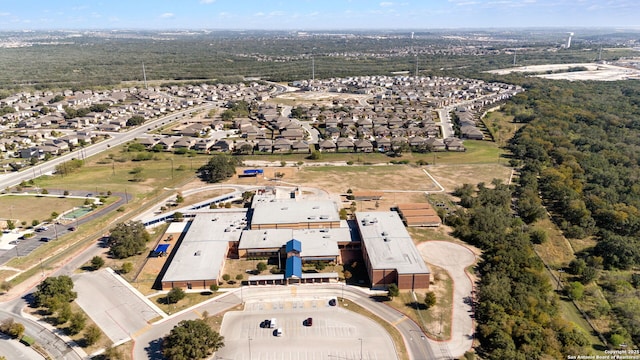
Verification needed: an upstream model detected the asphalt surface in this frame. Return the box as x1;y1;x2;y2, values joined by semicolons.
217;298;398;360
0;332;44;360
131;284;437;360
0;189;130;266
418;241;476;358
73;269;163;344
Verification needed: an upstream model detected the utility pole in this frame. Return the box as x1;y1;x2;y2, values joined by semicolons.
359;338;363;360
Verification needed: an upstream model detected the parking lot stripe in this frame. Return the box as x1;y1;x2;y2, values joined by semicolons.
391;315;408;326
131;324;152;338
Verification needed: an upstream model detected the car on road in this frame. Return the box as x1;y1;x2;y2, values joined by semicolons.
304;317;313;326
261;319;271;328
329;299;337;306
274;328;283;337
9;240;19;245
40;237;51;242
68;226;76;231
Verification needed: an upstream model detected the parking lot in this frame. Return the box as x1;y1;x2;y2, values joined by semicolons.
216;297;398;360
73;268;164;343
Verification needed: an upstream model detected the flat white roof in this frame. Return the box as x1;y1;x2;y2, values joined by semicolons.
355;211;430;275
250;199;340;227
239;228;348;258
161;210;247;283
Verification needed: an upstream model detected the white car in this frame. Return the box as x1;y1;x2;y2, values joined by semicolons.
275;328;283;337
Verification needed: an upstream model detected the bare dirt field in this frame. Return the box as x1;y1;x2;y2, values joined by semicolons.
487;62;640;81
426;164;513;192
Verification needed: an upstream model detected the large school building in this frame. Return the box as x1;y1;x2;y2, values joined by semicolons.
158;187;431;290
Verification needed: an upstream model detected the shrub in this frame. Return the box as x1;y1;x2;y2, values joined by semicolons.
166;287;186;304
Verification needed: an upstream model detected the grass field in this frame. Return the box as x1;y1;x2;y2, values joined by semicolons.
0;195;87;224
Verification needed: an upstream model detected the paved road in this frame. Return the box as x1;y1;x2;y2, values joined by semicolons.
0;309;81;360
0;333;44;360
418;241;476;358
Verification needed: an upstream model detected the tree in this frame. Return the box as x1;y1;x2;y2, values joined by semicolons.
256;262;267;273
198;154;240;183
163;319;225;360
222;274;231;282
566;281;585;300
68;312;86;335
166;287;186;304
235;274;244;281
424;291;436;309
56;302;72;325
91;256;105;270
108;221;150;259
209;284;219;292
33;275;77;311
84;324;102;346
0;319;25;339
126;115;146;127
173;212;184;222
387;283;399;299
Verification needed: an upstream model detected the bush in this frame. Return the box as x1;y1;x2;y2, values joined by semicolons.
166;287;186;304
222;274;231;282
120;262;133;274
387;283;399;299
209;284;219;292
256;262;267;273
235;274;244;281
91;256;105;270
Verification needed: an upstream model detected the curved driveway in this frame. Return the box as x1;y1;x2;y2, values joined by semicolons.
418;241;476;358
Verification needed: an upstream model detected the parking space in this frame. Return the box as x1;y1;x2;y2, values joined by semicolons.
73;269;164;343
217;298;397;360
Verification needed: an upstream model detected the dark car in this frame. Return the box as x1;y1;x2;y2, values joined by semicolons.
261;319;271;328
40;237;51;242
329;299;337;306
305;317;313;326
68;226;77;231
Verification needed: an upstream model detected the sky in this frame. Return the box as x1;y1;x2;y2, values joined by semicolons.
0;0;638;30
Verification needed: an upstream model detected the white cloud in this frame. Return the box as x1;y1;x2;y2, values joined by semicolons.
0;12;10;17
160;13;174;19
380;2;394;6
254;12;265;17
200;0;216;3
269;11;285;16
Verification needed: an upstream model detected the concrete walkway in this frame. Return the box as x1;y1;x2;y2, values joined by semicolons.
418;240;477;358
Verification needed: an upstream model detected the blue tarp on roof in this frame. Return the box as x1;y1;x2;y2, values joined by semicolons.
286;239;302;253
285;256;302;279
154;244;170;253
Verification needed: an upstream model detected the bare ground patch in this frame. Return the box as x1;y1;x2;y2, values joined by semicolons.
425;164;513;192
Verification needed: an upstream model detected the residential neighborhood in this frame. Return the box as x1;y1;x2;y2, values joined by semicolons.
0;74;521;172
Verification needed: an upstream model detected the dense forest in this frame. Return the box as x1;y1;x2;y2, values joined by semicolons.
0;30;630;91
451;181;591;359
468;78;640;354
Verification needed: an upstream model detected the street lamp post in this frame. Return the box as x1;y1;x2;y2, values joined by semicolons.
359;338;363;360
248;336;253;360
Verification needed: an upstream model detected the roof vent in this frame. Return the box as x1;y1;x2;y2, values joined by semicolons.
383;238;390;242
381;231;388;236
194;250;202;256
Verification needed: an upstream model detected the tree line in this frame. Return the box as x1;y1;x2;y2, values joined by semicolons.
501;79;640;347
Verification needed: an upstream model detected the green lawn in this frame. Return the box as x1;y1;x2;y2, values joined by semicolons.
0;195;87;224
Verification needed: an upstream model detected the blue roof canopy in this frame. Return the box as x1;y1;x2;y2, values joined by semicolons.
286;239;302;253
285;256;302;278
154;244;170;253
